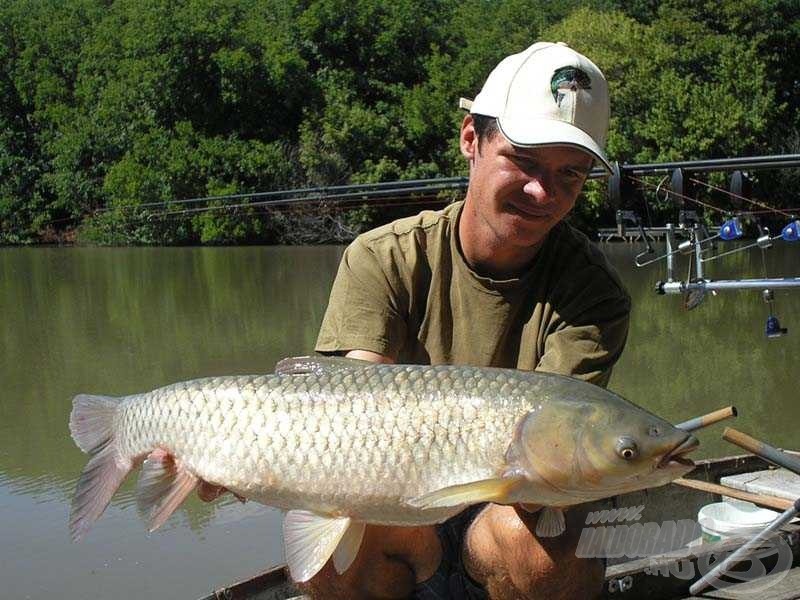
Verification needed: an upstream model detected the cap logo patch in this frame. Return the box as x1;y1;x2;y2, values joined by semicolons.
550;67;591;106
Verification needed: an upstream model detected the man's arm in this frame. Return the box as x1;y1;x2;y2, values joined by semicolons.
536;271;631;387
316;236;408;361
537;306;630;387
461;281;627;598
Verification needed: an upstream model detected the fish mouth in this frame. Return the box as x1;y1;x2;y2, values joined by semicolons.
657;435;700;469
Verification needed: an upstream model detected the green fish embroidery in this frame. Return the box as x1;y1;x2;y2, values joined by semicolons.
551;67;591;106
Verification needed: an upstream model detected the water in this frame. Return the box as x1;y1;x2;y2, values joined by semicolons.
1;242;798;599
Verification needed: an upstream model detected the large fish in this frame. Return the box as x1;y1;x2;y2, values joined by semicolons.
69;356;698;582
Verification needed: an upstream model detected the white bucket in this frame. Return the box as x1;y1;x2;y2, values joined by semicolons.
697;500;780;543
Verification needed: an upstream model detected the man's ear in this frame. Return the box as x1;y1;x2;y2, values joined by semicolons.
460;114;478;161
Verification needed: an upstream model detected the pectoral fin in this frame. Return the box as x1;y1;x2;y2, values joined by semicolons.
283;510;365;582
535;507;566;537
407;476;524;509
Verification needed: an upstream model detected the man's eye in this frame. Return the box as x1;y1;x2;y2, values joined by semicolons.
511;156;536;170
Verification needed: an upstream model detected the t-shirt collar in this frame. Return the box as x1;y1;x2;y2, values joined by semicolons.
450;200;562;294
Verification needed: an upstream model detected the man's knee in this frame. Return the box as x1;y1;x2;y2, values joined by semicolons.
297;553;414;600
296;524;442;599
465;504;604;600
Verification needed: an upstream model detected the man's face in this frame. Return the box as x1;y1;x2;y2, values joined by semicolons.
461;117;594;251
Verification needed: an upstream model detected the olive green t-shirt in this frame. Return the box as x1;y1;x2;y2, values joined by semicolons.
315;201;630;386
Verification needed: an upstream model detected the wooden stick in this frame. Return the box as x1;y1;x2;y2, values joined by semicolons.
676;406;737;432
673;477;793;511
723;427;800;476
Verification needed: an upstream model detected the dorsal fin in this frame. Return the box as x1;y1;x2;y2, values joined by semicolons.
274;355;369;376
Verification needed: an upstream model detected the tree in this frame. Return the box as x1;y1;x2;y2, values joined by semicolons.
544;7;780;224
70;0;312;243
0;0;796;244
0;0;104;242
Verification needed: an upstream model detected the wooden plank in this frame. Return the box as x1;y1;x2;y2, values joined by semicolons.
721;469;800;502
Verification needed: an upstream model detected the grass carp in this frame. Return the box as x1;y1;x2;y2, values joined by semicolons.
68;356;698;582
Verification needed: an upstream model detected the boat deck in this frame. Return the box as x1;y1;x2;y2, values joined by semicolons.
205;565;800;600
602;522;800;599
680;565;800;599
199;455;800;600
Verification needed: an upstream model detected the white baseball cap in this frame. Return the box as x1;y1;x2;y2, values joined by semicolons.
460;42;611;171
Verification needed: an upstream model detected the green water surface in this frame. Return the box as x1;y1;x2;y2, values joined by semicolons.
1;242;797;599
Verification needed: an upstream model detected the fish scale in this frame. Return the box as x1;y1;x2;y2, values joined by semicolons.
119;368;514;518
69;358;697;582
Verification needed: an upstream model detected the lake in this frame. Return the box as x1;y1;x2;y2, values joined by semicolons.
1;240;798;599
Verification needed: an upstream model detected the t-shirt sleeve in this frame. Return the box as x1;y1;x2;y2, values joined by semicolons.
315;236;407;358
536;281;631;388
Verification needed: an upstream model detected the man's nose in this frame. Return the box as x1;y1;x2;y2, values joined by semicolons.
522;176;553;203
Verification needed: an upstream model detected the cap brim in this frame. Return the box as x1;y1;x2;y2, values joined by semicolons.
497;117;612;172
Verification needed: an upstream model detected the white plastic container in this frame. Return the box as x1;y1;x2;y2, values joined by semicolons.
697;500;780;543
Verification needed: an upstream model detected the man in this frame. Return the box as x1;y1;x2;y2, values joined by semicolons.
305;42;631;599
200;41;630;598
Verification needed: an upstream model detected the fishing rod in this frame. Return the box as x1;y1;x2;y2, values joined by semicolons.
616;174;800;337
139;194;453;221
688;177;796;219
93;177;469;214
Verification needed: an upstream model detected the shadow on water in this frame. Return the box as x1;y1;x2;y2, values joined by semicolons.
0;242;797;598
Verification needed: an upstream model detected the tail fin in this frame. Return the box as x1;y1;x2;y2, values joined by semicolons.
69;394;132;542
69;394;120;454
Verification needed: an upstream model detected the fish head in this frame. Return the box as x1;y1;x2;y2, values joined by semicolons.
508;392;698;503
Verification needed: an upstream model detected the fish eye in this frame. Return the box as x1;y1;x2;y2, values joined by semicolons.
648;425;663;437
616;437;639;460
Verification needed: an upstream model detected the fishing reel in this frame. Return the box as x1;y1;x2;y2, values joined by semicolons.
763;289;788;339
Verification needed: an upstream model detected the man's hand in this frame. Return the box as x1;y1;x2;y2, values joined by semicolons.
344;349;395;363
197;481;226;502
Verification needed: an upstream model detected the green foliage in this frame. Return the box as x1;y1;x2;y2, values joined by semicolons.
0;0;104;242
547;4;784;222
546;7;777;164
0;0;797;244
